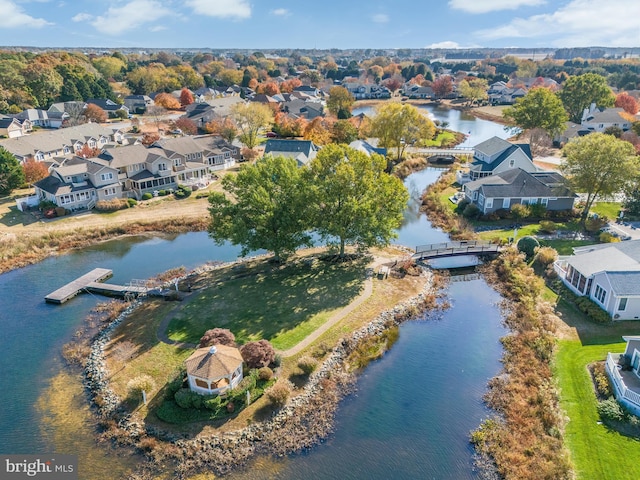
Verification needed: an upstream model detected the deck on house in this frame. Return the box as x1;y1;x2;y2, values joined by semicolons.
45;268;147;304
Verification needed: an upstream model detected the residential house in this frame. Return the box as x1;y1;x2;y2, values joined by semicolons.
193;87;224;103
462;168;576;214
606;336;640;416
488;82;527;105
0;117;28;138
263;139;319;166
14;108;68;129
0;123;124;163
185;345;243;396
183;96;245;128
403;84;434;99
554;240;640;320
349;139;387;157
580;104;632;132
123;95;153;114
342;82;391;100
281;99;324;120
149;137;213;184
86;98;129;118
464;136;537;182
293;85;321;97
34;156;121;210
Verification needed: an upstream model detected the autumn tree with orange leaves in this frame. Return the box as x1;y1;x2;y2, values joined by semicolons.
154;93;181;110
22;158;49;184
179;88;194;107
84;103;107;123
615;92;639;115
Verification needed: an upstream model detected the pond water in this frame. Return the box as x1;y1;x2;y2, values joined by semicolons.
0;113;508;479
352;103;511;147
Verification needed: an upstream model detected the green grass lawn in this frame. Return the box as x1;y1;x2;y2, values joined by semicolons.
166;258;367;350
591;202;621;220
551;291;640;479
539;239;596;255
424;130;458;147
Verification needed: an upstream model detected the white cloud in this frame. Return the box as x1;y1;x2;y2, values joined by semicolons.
475;0;640;47
449;0;546;13
185;0;251;19
0;0;51;28
72;12;93;22
427;41;462;49
91;0;173;35
372;13;389;23
270;8;290;17
149;25;167;32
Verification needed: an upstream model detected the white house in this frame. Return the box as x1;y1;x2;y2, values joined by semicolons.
554;240;640;320
605;336;640;416
466;136;537;182
185;345;244;395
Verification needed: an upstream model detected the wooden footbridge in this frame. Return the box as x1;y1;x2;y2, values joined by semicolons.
45;268;149;304
412;241;502;261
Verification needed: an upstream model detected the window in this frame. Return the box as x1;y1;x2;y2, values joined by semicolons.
521;198;529;205
158;162;167;171
472;191;478;200
101;172;113;181
618;297;628;311
104;187;116;196
509;158;515;167
485;198;493;209
541;198;549;206
502;198;510;209
478;193;485;206
173;158;182;167
594;285;607;304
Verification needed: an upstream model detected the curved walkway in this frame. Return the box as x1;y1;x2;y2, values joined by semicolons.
156;258;388;356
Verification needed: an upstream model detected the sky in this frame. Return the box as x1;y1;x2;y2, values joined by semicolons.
0;0;639;50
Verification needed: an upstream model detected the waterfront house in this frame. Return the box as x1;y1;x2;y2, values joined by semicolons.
554;240;640;320
605;336;640;416
263;139;319;166
185;345;243;395
463;168;576;215
467;136;537;182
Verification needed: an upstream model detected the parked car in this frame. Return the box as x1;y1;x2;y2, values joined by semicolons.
169;128;183;135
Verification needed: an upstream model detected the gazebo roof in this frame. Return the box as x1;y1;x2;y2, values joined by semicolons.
185;344;243;380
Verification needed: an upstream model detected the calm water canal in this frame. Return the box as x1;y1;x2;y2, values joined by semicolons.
0;112;507;479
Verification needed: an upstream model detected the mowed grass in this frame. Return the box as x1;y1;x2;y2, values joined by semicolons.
166;257;367;350
590;202;621;220
551;290;640;479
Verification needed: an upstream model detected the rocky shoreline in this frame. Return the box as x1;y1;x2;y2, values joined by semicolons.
84;258;441;478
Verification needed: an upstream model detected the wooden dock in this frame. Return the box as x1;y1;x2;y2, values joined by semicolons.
45;268;148;304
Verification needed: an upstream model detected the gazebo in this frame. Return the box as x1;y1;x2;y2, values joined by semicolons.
185;344;243;395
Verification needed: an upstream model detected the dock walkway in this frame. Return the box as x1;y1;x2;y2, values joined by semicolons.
45;268;148;304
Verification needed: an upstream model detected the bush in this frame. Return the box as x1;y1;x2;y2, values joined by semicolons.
199;328;236;348
258;366;274;381
585;216;608;232
195;191;210;199
95;198;130;211
597;398;626;421
174;388;194;409
241;340;276;369
127;198;137;207
297;356;319;375
157;190;167;196
528;203;547;218
127;375;156;397
538;220;557;234
575;296;611;323
599;232;621;243
204;396;222;411
511;203;530;220
533;246;558;267
592;362;612;398
174;185;192;199
517;236;540;260
462;203;480;219
141;192;153;200
265;380;293;407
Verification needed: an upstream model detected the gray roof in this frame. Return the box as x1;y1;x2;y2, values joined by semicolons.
466;168;573;198
606;272;640;296
583;108;629;125
568;240;640;277
473;137;514;158
98;144;160;168
264;139;318;166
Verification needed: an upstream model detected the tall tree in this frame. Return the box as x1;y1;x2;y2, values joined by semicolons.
305;144;409;258
179;88;194;107
558;73;615;123
204;117;238;143
458;78;488;106
432;76;453;99
154;93;181;110
326;86;355;118
0;147;25;195
83;104;107;123
231;102;274;149
331;119;358;144
208;155;311;262
503;87;569;137
561;133;638;226
615;92;639;115
22;158;49;185
369;103;435;161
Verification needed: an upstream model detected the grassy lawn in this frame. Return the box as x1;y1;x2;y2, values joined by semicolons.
539;239;596;255
166;257;367;350
591;202;621;220
551;290;640;479
424;130;458;147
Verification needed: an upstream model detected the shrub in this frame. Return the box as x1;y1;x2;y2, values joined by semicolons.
272;353;282;367
127;198;137;207
592;362;612;398
204;396;222;411
258;366;274;381
533;246;558;267
174;185;192;199
538;220;557;234
585;216;608;232
127;375;156;397
599;231;621;243
597;398;626;422
240;340;276;369
528;203;547;218
141;192;153;200
516;236;540;260
95;198;129;211
174;388;193;409
265;380;293;407
238;373;257;391
157;190;167;196
575;296;611;323
462;203;480;219
195;191;210;199
511;203;530;220
198;328;236;348
297;355;319;375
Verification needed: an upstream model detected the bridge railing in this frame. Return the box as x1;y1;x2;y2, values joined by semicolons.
415;240;492;253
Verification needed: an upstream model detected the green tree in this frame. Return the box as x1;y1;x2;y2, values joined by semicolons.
561;133;638;226
369;103;435;161
558;73;615;123
306;144;409;257
22;63;63;108
208;156;311;262
92;56;126;81
0;147;25;195
326;86;355;118
231;102;274;149
331;120;358;144
503;87;569;137
458;78;488;106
